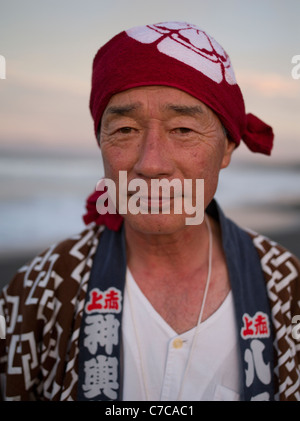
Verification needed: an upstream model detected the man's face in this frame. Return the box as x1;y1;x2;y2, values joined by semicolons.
99;85;235;235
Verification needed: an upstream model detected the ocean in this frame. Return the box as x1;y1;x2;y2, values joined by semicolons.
0;152;300;257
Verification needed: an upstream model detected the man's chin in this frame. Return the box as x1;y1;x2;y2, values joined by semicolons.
122;212;193;235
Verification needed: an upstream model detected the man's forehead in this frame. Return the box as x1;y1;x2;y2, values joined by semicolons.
104;103;205;117
103;86;208;118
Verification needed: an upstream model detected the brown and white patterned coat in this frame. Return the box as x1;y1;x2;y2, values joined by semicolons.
0;221;299;401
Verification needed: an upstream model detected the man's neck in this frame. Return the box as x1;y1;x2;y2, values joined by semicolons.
124;216;210;279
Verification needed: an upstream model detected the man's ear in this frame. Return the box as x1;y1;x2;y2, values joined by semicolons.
221;139;236;169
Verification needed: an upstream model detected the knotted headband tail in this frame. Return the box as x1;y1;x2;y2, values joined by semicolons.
83;187;123;231
242;113;274;155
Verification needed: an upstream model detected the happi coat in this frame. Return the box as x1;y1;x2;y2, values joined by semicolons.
1;200;300;401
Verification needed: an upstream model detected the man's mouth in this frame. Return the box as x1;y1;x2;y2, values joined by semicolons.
138;196;174;209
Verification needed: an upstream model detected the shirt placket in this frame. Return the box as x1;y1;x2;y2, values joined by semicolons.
160;334;190;401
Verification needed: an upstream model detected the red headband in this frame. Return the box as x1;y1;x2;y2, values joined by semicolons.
90;21;274;155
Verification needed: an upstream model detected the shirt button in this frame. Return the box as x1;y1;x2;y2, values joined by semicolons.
173;338;183;349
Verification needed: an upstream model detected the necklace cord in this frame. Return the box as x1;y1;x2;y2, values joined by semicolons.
177;215;213;399
126;215;213;401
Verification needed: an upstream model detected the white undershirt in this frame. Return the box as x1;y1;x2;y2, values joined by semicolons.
122;269;242;401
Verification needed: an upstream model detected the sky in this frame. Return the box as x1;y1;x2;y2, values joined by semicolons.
0;0;300;163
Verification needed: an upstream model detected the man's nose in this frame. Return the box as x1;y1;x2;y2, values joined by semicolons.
133;127;175;178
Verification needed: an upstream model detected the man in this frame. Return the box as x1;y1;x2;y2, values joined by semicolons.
1;21;300;401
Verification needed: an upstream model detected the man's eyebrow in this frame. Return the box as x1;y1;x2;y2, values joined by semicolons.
165;104;204;116
104;103;141;116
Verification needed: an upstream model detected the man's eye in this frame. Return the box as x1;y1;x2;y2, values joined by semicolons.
174;127;193;134
118;127;134;134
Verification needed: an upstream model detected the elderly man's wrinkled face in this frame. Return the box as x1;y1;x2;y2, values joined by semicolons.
99;86;235;235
